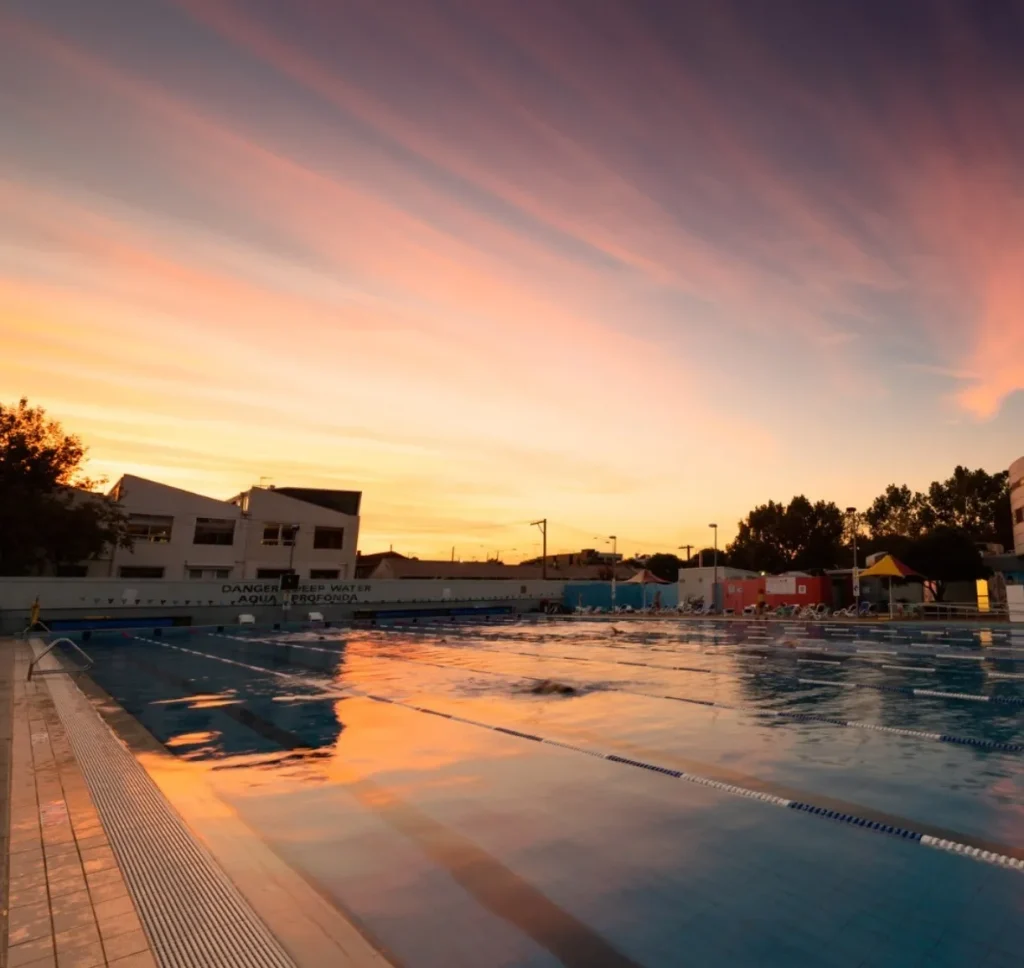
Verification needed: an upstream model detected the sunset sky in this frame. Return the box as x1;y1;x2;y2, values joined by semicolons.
2;0;1022;561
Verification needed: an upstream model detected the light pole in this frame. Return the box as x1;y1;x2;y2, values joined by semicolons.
609;534;618;610
846;507;859;613
678;544;693;609
709;524;718;612
287;524;299;572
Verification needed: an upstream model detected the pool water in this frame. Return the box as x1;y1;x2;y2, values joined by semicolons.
80;619;1024;967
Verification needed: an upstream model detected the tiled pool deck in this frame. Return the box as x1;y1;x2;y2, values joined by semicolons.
2;638;392;968
3;641;155;968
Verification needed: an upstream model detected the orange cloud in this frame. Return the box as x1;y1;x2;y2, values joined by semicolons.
3;2;1020;560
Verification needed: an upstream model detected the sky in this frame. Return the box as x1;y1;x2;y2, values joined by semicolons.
2;0;1023;562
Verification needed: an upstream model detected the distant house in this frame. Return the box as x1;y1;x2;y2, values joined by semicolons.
520;548;623;568
364;558;634;581
354;550;409;578
365;559;539;580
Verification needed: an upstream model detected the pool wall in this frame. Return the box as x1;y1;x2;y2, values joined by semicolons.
0;576;567;633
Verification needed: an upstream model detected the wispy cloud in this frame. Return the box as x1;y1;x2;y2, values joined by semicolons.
1;0;1021;554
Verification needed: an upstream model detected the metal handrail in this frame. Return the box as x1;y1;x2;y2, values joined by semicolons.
20;620;51;639
28;637;94;680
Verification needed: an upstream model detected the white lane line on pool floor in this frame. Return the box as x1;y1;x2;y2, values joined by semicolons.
135;635;1024;875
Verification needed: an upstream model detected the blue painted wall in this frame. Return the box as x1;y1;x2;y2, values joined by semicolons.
563;582;678;611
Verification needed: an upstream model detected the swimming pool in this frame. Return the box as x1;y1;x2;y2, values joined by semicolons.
78;619;1024;967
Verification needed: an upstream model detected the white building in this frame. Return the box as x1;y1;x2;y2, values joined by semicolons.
89;475;360;580
677;565;758;604
1010;455;1024;555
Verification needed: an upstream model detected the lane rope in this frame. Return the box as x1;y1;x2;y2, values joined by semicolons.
130;635;1024;875
216;634;1024;754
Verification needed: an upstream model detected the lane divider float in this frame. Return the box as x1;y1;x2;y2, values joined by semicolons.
217;633;1024;753
135;634;1024;874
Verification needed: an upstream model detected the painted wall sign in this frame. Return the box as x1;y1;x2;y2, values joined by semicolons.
221;582;374;605
765;576;796;596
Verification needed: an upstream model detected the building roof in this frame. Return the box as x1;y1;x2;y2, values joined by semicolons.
354;550;409;578
109;475;241;516
367;559;636;580
357;551;409;564
369;559;542;580
268;487;361;516
985;553;1024;574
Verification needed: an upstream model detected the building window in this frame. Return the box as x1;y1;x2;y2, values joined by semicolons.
187;568;231;580
1016;507;1024;524
310;569;339;579
127;514;173;543
313;526;344;550
256;568;290;579
118;566;165;579
193;517;235;545
262;523;298;546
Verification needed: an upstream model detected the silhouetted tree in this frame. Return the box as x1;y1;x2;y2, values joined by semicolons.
903;527;986;602
864;484;934;540
864;467;1011;551
0;398;129;576
645;553;683;582
727;496;844;573
927;466;1012;550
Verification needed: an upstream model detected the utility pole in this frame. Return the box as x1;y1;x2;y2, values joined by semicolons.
846;507;859;612
709;523;718;612
678;544;693;565
531;519;548;579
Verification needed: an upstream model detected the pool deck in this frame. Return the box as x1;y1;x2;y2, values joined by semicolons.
2;638;391;968
3;640;155;968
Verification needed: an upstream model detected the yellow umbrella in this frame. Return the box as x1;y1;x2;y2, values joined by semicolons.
857;555;923;617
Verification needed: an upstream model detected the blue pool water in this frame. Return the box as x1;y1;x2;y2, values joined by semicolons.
78;619;1024;967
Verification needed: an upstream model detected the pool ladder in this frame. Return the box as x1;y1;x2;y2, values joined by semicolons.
28;637;94;681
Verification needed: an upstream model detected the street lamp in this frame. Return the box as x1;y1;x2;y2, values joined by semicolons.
846;507;859;613
609;535;618;610
708;524;718;612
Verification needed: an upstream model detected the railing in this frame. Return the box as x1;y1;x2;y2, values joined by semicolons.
914;601;1010;622
27;637;94;681
20;620;51;638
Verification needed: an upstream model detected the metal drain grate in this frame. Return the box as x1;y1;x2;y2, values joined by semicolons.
33;642;297;968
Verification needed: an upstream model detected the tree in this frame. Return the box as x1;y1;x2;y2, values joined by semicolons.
865;467;1012;550
645;553;683;582
927;466;1012;549
726;501;789;573
0;398;129;576
903;526;985;602
726;496;844;573
864;484;934;540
